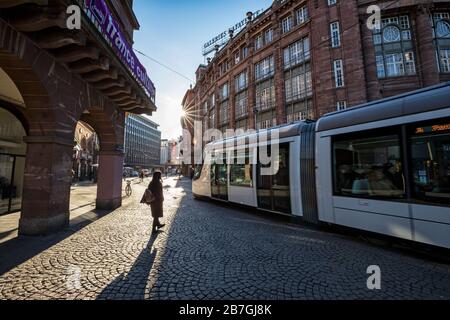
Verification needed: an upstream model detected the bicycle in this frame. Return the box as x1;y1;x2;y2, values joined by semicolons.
125;180;132;197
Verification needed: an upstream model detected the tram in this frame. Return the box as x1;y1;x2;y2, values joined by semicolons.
193;82;450;249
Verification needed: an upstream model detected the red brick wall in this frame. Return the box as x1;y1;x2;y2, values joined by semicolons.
184;0;450;133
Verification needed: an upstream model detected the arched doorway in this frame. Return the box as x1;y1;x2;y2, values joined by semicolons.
0;108;26;215
69;121;100;218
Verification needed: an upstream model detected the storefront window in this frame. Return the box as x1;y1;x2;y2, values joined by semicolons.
0;108;26;215
411;120;450;204
333;134;405;199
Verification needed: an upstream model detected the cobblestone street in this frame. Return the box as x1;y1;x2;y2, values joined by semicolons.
0;177;449;300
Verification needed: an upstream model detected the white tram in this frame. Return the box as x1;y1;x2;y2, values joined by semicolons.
193;83;450;249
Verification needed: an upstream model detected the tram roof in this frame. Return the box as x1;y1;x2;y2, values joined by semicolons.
207;120;316;149
317;82;450;132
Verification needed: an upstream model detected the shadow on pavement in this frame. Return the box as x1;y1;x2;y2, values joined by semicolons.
97;232;160;300
0;208;113;277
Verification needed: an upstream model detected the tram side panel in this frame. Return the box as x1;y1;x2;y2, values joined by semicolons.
192;162;212;198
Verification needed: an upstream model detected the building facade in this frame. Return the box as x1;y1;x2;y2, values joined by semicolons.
160;139;170;166
0;0;156;234
182;0;450;137
124;114;161;170
73;122;99;183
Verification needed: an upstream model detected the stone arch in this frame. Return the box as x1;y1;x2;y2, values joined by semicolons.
78;107;126;211
0;19;126;235
0;17;128;234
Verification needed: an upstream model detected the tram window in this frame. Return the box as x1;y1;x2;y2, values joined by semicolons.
411;121;450;204
333;134;405;199
257;143;291;213
230;151;253;187
230;164;253;187
193;164;203;181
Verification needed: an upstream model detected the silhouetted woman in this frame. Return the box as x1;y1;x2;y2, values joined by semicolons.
148;171;165;232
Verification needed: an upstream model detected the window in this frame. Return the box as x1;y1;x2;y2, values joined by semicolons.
333;59;344;88
383;25;401;42
377;52;415;78
333;133;405;199
385;53;404;77
235;91;248;119
257;143;291;213
230;151;253;187
219;61;229;76
410;119;450;204
439;49;450;72
373;15;416;78
255;35;263;50
257;118;277;130
337;101;347;111
286;107;312;123
220;101;229;124
376;55;385;78
433;13;450;73
235;71;248;92
285;65;312;102
296;6;309;25
330;21;341;47
256;79;275;111
242;46;249;59
234;51;240;65
220;83;228;101
192;165;203;181
265;28;273;44
283;37;310;69
328;0;337;5
255;56;274;81
282;16;293;34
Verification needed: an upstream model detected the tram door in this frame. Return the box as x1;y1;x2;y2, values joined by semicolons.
210;153;228;201
257;143;291;214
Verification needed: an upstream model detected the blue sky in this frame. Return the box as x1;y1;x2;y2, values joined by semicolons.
133;0;273;140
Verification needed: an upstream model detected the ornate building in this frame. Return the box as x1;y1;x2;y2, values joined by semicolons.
182;0;450;137
73;122;99;183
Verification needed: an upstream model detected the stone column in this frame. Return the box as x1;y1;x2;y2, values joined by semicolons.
19;136;73;236
415;6;440;87
96;150;124;210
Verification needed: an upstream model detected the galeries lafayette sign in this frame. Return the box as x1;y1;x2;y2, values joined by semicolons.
83;0;155;100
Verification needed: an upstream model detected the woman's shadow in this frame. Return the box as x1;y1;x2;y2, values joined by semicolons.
97;231;161;300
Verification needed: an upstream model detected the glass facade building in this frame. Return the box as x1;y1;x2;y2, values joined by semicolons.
124;114;162;169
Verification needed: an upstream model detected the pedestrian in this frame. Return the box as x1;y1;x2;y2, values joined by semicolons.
148;171;165;233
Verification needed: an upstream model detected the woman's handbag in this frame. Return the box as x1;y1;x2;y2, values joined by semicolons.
140;189;156;205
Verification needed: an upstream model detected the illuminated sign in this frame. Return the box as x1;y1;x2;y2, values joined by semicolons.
202;9;265;56
84;0;155;100
415;123;450;134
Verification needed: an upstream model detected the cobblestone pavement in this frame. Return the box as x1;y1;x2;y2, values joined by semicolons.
0;177;449;300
